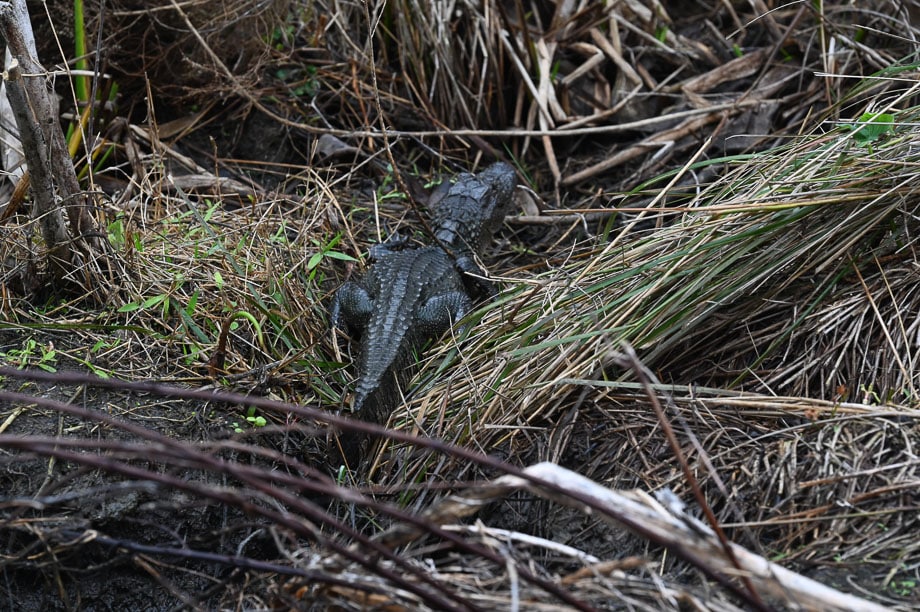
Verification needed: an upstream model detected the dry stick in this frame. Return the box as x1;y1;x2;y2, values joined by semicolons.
505;464;889;612
560;109;722;187
359;0;439;245
0;406;24;433
0;385;597;612
35;528;328;581
1;367;844;609
615;344;770;612
0;417;478;612
0;58;70;274
3;368;892;609
850;255;914;396
375;460;892;612
160;0;761;151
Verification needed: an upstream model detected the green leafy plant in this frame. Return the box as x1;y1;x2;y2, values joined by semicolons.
376;171;407;202
73;0;89;103
66;0;120;181
231;407;267;433
117;292;170;314
107;217;143;252
1;338;57;372
270;24;296;50
888;578;916;597
307;234;358;282
275;66;319;97
246;407;267;427
844;112;895;147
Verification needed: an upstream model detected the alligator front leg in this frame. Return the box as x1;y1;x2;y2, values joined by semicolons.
454;255;497;300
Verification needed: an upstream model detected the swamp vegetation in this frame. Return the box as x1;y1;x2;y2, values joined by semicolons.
0;1;918;609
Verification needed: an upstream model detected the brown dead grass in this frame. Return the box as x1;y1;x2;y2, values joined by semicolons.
1;0;919;610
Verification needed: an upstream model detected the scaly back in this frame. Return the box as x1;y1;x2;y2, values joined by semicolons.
431;162;516;257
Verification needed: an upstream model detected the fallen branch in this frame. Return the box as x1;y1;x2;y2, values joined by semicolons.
377;462;890;612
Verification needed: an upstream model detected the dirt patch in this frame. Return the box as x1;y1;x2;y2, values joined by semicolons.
0;374;266;609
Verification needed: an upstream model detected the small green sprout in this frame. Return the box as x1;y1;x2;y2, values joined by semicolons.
245;406;267;427
230;407;267;434
307;234;358;282
844;112;895;148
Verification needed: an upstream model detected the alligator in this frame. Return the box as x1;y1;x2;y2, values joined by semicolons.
331;162;517;464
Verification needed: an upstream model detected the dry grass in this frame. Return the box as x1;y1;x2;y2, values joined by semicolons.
376;81;920;607
1;0;919;610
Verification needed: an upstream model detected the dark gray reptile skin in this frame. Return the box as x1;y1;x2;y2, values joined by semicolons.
331;162;516;460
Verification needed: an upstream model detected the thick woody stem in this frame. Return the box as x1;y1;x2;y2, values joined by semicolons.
1;57;71;274
0;0;101;284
